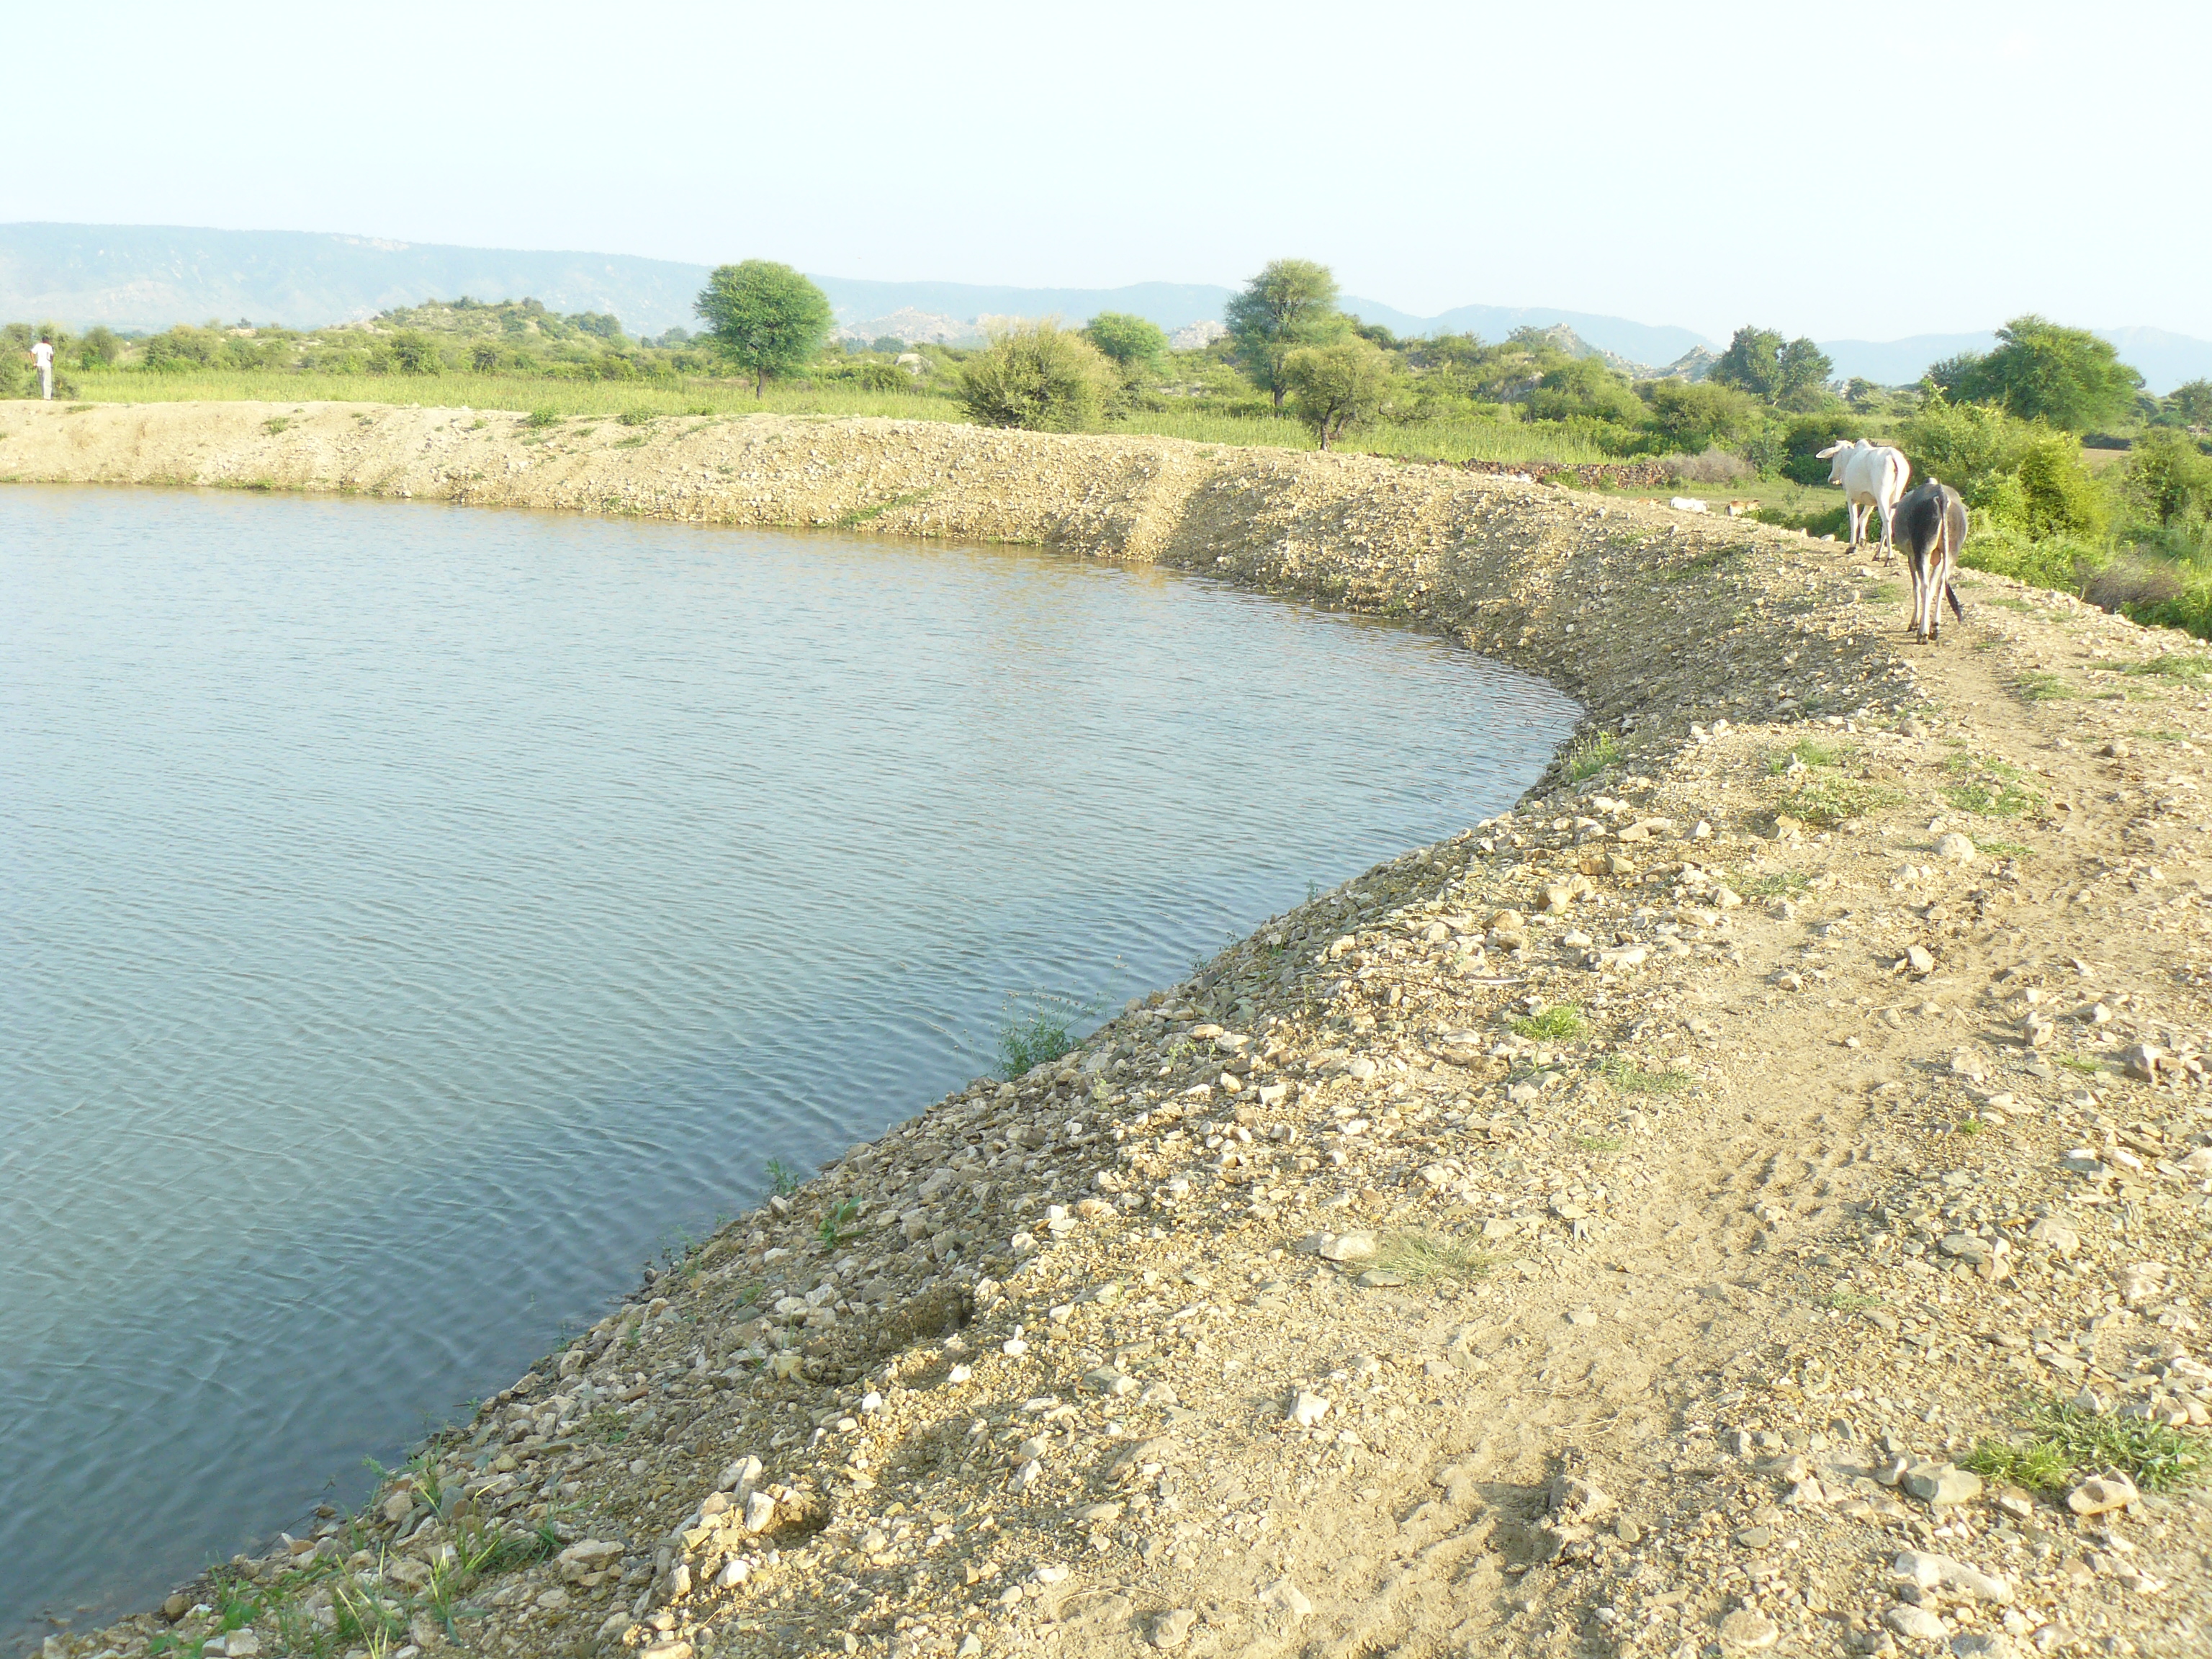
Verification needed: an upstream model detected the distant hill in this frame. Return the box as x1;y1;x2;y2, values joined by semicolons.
4;223;2205;392
0;222;712;335
1338;297;1717;372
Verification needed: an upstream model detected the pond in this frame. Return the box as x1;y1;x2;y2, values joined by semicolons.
0;486;1578;1645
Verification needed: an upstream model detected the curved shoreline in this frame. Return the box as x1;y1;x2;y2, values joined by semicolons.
15;403;2212;1659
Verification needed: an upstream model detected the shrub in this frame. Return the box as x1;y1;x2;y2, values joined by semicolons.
1665;446;1754;485
1959;524;2103;592
1639;379;1763;452
1283;336;1398;449
958;320;1114;432
855;361;911;393
1525;356;1643;426
2126;430;2212;528
389;331;444;375
1898;400;2110;540
1779;413;1866;484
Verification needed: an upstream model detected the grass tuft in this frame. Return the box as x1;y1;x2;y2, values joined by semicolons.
2015;671;2077;701
523;406;560;428
1767;737;1848;774
1511;1003;1587;1041
1371;1231;1490;1284
999;1001;1077;1079
1563;733;1622;783
1964;1395;2208;1494
1776;776;1903;828
1743;869;1810;899
2123;655;2212;682
1601;1057;1693;1094
764;1158;801;1197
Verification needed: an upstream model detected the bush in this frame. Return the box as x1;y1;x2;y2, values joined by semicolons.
388;331;444;375
1524;356;1642;426
957;320;1114;432
1898;400;2109;540
2126;430;2212;528
1779;413;1866;485
855;361;912;394
1958;523;2105;592
1665;447;1754;485
1639;379;1762;452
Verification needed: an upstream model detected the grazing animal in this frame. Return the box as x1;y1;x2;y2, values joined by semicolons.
1815;439;1911;559
1893;480;1968;642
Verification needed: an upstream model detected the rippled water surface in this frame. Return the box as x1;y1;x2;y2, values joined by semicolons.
0;485;1578;1642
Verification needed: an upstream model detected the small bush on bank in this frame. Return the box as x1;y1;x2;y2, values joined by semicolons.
958;320;1115;433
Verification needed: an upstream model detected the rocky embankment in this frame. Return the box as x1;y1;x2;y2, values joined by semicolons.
14;402;2212;1659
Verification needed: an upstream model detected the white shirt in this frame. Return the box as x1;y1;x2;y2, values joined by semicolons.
31;342;53;369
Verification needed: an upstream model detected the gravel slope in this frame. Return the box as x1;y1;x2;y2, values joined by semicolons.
14;402;2212;1659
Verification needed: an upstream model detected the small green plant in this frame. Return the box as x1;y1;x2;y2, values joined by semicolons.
1822;1289;1886;1312
2054;1056;2102;1074
1776;776;1903;827
999;1003;1076;1078
261;415;290;434
523;406;560;428
1511;1003;1587;1041
1575;1133;1624;1153
1943;776;2039;818
1371;1231;1489;1284
1563;733;1622;782
467;417;487;431
1743;869;1810;899
1767;737;1846;774
1978;840;2031;858
1601;1057;1692;1094
764;1158;801;1197
836;488;931;529
2015;671;2077;701
819;1198;860;1249
617;408;656;426
1964;1395;2208;1493
1956;1115;1984;1136
64;402;95;413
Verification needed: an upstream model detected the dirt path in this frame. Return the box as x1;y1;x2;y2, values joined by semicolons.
19;404;2212;1659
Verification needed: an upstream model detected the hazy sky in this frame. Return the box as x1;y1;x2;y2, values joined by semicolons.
14;0;2207;341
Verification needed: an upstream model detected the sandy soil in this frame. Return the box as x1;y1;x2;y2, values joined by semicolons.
13;401;2212;1659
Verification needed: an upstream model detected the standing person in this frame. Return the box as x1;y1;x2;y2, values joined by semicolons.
30;333;54;400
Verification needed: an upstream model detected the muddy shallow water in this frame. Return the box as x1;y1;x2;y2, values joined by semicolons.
0;485;1577;1644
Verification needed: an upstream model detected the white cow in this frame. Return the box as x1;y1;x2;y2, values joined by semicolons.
1815;440;1911;559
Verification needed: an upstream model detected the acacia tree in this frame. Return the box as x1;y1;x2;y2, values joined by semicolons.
1933;315;2144;431
1083;311;1168;372
1711;325;1833;410
1284;337;1395;450
1225;258;1341;410
2165;379;2212;428
695;261;833;396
